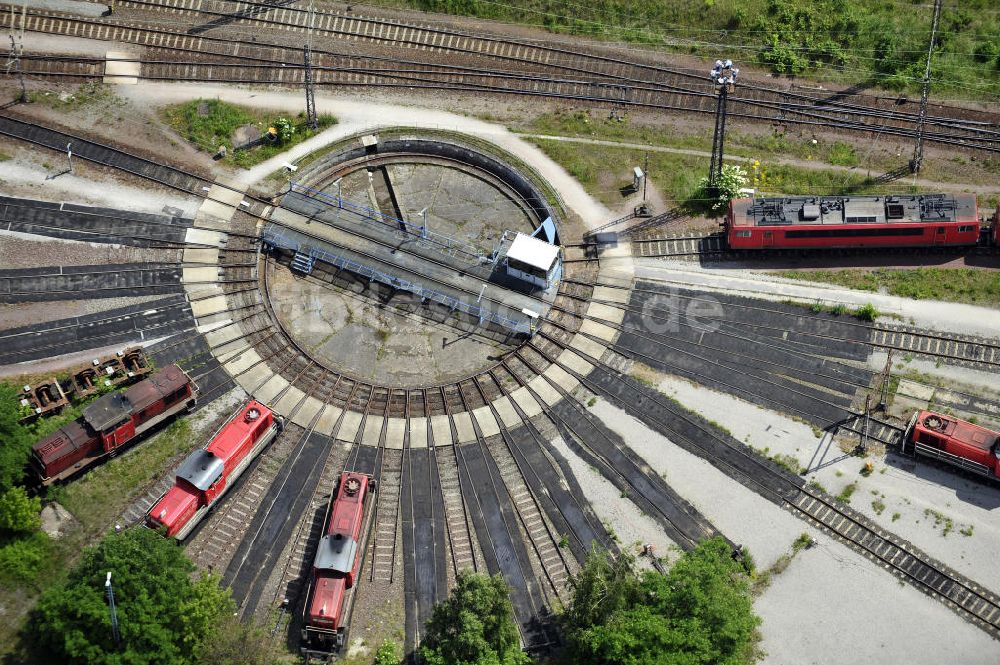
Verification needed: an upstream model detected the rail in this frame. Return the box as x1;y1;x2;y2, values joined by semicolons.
288;181;500;264
261;225;534;336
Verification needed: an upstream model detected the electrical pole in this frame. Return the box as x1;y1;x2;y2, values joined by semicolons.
105;572;121;645
910;0;942;174
708;59;739;193
302;0;318;130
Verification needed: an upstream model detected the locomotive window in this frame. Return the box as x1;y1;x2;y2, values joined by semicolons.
958;225;975;233
937;227;946;234
735;230;751;238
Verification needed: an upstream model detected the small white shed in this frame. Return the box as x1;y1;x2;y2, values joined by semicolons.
505;232;561;288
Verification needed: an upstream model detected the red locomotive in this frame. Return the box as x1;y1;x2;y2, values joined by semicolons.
301;471;376;657
726;193;981;250
905;410;1000;480
31;364;197;485
146;400;283;540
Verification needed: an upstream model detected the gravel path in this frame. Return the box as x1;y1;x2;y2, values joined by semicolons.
633;259;1000;338
545;431;677;566
0;149;200;217
115;82;612;226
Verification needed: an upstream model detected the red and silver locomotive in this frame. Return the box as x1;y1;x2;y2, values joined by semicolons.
301;471;376;657
905;410;1000;480
146;400;282;540
726;193;982;250
31;364;197;484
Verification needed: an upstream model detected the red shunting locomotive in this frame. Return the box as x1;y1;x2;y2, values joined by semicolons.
301;471;376;657
726;193;982;250
146;400;282;540
31;364;197;485
905;410;1000;480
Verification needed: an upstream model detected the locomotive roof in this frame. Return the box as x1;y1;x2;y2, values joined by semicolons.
124;364;189;412
731;193;977;228
314;533;358;574
918;411;999;451
32;420;93;464
176;449;225;491
82;392;133;432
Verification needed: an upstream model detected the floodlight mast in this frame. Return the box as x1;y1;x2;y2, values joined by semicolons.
707;59;738;194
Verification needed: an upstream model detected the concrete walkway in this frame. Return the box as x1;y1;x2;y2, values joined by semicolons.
116;83;613;227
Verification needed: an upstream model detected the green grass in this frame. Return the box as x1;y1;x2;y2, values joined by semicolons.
161;99;336;169
27;82;120;110
835;481;859;504
778;268;1000;308
372;0;1000;101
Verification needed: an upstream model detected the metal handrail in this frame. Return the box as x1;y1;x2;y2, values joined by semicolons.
262;225;533;336
288;181;494;263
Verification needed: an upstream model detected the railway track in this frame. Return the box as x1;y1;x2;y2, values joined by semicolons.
572;279;1000;373
6;4;1000;150
114;0;1000;141
528;313;1000;638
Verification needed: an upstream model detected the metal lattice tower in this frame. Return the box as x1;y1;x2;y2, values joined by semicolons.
910;0;942;174
303;1;318;130
708;59;739;191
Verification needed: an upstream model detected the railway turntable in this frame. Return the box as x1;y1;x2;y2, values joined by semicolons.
261;135;563;343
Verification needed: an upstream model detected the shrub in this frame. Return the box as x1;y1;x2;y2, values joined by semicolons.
855;303;879;321
0;486;42;535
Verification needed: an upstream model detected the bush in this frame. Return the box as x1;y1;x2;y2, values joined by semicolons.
564;538;761;665
0;383;33;492
374;639;399;665
0;531;51;587
855;303;879;322
687;164;747;215
419;572;528;665
0;486;42;535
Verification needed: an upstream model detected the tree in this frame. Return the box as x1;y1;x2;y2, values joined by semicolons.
419;571;529;665
0;486;42;535
0;383;33;492
31;527;234;665
564;538;761;665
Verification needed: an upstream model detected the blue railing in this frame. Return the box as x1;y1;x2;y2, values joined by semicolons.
288;181;501;265
262;225;534;336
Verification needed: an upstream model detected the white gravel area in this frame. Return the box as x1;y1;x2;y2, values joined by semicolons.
544;429;677;564
22;31;113;56
0;231;177;269
587;395;1000;663
0;151;200;218
633;260;1000;339
756;541;999;665
653;374;1000;595
587;398;805;568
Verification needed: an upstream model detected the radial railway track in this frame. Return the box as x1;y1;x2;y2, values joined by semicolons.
527;313;1000;638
